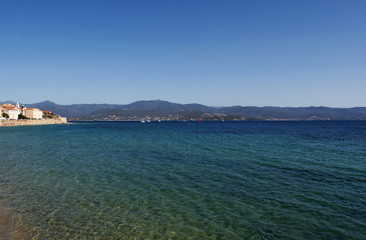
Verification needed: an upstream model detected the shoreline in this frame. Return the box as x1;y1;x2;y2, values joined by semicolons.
0;118;67;127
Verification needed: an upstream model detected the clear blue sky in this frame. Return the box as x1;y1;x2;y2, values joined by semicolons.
1;0;365;107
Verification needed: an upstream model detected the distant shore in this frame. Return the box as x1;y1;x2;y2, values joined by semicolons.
0;118;67;127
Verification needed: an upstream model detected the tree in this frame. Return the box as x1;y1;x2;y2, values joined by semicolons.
18;114;29;119
2;112;9;119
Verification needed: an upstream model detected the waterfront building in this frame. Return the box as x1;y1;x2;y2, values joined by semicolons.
2;104;21;120
25;108;43;119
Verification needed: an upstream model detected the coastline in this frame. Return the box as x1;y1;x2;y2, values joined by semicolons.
0;118;67;127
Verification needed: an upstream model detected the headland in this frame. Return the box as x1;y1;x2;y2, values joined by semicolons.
1;102;67;127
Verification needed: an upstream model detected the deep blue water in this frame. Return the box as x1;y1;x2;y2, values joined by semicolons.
0;121;365;239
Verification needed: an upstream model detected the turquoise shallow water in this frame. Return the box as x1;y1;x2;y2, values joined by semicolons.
0;121;366;239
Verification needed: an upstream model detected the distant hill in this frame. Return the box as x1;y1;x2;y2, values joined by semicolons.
2;100;366;120
21;101;123;118
123;100;214;112
217;106;366;120
78;103;366;121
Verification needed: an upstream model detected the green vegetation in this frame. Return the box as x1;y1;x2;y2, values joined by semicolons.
18;114;29;119
43;112;55;119
2;112;9;119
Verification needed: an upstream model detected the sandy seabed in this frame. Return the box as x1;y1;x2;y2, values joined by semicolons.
0;208;15;240
0;208;31;240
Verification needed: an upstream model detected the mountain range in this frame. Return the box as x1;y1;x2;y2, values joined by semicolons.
2;100;366;121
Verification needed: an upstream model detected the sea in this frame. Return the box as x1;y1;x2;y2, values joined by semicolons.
0;121;365;239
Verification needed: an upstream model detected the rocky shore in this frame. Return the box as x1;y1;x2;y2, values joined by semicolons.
0;117;67;127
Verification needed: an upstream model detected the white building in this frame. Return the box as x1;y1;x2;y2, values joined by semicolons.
2;103;21;120
3;108;21;120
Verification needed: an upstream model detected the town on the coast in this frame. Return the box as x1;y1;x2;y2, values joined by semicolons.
0;102;67;126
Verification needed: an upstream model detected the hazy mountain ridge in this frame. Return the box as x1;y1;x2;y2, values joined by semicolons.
2;100;366;120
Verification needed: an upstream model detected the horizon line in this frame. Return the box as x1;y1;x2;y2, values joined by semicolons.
1;99;365;109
